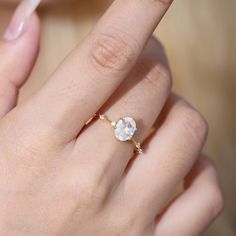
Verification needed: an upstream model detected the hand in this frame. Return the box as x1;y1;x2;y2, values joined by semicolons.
0;0;223;235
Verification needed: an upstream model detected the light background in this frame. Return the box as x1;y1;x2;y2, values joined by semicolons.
0;0;235;235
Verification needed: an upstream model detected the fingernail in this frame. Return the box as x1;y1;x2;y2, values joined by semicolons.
3;0;41;41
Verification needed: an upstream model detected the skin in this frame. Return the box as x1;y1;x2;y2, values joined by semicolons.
0;0;223;235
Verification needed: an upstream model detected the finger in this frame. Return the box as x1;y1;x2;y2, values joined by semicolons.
71;37;171;188
0;0;40;119
154;154;224;236
22;0;173;144
116;94;209;224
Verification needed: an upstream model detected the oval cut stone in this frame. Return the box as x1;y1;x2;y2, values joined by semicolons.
114;117;137;141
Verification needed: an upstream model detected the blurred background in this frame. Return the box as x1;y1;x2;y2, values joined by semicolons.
0;0;235;235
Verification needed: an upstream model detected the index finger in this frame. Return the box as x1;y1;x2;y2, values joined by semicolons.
21;0;174;144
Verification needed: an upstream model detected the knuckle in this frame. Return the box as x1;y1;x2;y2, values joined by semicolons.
69;180;96;206
179;103;208;143
208;187;224;218
140;60;172;91
147;60;172;89
89;29;137;73
0;124;40;165
109;211;135;235
68;174;106;207
155;38;165;51
148;36;166;53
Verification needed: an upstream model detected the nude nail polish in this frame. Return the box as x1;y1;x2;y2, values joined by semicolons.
3;0;41;41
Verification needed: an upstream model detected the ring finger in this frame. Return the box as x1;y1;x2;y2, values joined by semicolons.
71;37;172;188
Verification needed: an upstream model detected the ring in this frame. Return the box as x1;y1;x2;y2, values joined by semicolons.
98;114;143;154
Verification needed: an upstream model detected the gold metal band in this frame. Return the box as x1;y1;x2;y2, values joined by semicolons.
86;114;143;154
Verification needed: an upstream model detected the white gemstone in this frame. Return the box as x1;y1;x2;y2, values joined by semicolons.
111;121;117;127
99;114;105;120
114;117;137;141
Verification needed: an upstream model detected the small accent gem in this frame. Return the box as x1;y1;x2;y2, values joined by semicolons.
99;114;105;120
135;143;143;154
138;149;143;154
111;121;117;127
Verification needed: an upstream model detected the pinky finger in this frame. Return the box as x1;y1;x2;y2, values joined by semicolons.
154;154;224;236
